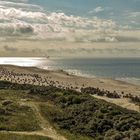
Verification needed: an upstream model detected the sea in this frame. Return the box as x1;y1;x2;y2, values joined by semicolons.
0;57;140;86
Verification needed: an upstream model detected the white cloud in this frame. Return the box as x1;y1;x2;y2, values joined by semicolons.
94;6;104;13
0;7;46;22
0;0;42;11
0;0;28;2
0;0;119;42
0;0;139;43
89;6;104;14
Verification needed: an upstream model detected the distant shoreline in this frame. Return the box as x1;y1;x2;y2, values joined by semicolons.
0;64;140;95
40;67;140;87
0;57;140;86
0;63;140;88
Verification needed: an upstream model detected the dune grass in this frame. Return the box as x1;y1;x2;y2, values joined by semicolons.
0;89;40;131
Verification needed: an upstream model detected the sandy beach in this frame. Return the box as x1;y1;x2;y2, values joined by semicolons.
0;65;140;112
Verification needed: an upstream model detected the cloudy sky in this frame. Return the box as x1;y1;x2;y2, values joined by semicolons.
0;0;140;57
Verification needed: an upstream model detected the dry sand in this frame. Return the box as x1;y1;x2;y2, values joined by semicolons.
93;95;140;112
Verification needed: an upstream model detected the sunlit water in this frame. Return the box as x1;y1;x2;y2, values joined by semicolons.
0;57;47;67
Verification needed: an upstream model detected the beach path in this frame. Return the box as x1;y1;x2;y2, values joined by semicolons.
2;101;67;140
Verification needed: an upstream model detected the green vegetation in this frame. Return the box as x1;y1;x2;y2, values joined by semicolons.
0;133;51;140
0;81;140;140
38;90;140;140
0;89;40;131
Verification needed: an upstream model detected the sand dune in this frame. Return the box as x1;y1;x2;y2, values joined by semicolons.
0;65;140;112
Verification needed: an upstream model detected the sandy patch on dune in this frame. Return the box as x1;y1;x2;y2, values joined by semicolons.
93;95;140;112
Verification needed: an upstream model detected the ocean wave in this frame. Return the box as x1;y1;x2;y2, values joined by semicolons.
116;77;140;85
63;69;96;78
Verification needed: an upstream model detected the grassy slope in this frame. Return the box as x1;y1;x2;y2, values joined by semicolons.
0;88;54;140
0;81;140;140
0;89;40;131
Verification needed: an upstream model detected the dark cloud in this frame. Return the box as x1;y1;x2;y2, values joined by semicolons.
19;26;34;34
3;45;18;52
116;36;140;42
